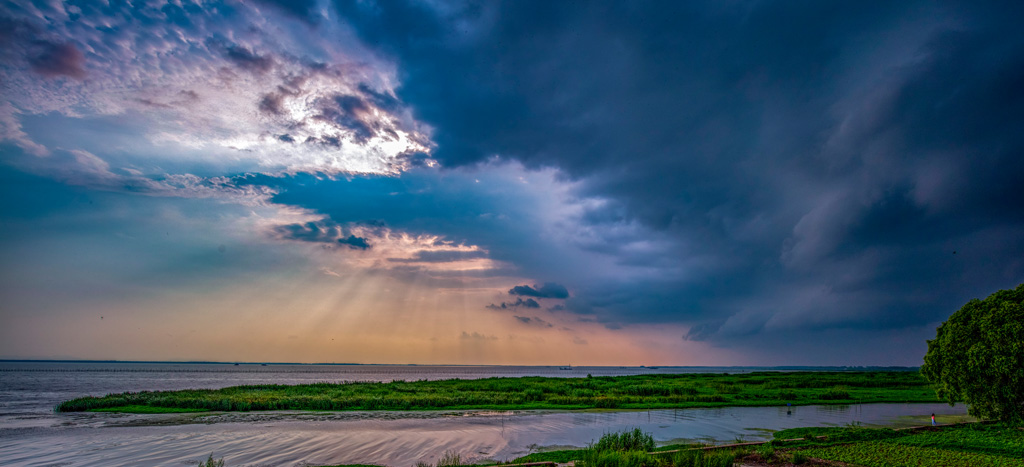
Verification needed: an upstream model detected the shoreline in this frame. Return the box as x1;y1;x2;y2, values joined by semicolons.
89;402;976;429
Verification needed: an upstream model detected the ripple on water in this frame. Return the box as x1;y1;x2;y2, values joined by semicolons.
0;363;970;466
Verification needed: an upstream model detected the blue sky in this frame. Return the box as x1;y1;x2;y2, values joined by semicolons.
1;0;1022;365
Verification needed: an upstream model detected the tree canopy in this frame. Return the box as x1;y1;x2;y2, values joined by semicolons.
921;283;1024;424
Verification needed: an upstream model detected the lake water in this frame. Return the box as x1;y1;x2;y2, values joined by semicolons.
0;362;968;467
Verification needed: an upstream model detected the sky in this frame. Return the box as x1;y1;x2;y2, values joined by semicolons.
1;0;1022;366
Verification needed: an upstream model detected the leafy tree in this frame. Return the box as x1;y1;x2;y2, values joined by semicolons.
921;283;1024;423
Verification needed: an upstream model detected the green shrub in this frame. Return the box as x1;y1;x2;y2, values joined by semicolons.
819;386;851;400
624;384;671;397
595;397;619;409
523;388;544;401
593;428;656;453
777;390;798;400
198;455;224;467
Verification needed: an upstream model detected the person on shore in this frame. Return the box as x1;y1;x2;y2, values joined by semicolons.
931;413;936;426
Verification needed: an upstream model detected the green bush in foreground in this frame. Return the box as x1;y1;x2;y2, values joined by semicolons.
198;455;224;467
576;429;734;467
921;283;1024;424
593;428;656;453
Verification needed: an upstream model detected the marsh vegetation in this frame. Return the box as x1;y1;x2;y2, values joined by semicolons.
770;422;1024;467
56;371;936;413
501;424;1024;467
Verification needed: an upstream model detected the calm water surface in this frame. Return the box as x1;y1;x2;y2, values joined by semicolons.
0;362;968;467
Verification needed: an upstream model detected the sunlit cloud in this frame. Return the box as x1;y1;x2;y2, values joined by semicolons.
271;218;504;274
0;0;432;177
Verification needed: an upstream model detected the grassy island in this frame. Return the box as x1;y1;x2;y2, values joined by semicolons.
56;371;940;413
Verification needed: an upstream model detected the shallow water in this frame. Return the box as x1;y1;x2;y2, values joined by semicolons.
0;362;968;467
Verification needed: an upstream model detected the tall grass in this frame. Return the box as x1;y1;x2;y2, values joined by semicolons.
669;450;735;467
435;450;461;467
575;429;735;467
593;428;656;453
580;449;658;467
198;455;224;467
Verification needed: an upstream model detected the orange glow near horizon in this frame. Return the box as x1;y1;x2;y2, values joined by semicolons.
0;263;735;366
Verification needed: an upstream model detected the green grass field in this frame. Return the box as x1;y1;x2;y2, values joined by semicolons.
774;423;1024;467
502;424;1024;467
54;371;938;413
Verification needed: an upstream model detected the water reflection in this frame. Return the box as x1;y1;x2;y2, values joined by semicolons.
818;404;852;414
0;403;970;467
0;363;971;467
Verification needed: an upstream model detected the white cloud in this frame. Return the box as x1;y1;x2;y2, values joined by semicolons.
0;0;433;177
0;103;48;156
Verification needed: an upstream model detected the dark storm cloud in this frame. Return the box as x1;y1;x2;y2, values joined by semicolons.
271;220;371;250
222;43;275;74
460;331;497;341
333;0;1024;354
313;95;376;143
311;93;402;144
513;316;553;327
255;0;320;24
28;41;86;79
259;93;286;115
486;298;540;311
338;234;370;250
388;249;487;263
682;323;721;342
519;298;540;309
357;83;402;111
509;282;569;299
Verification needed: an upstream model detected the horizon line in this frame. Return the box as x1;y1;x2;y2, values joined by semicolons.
0;359;921;369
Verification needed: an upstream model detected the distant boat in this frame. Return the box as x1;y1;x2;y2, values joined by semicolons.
559;366;572;370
